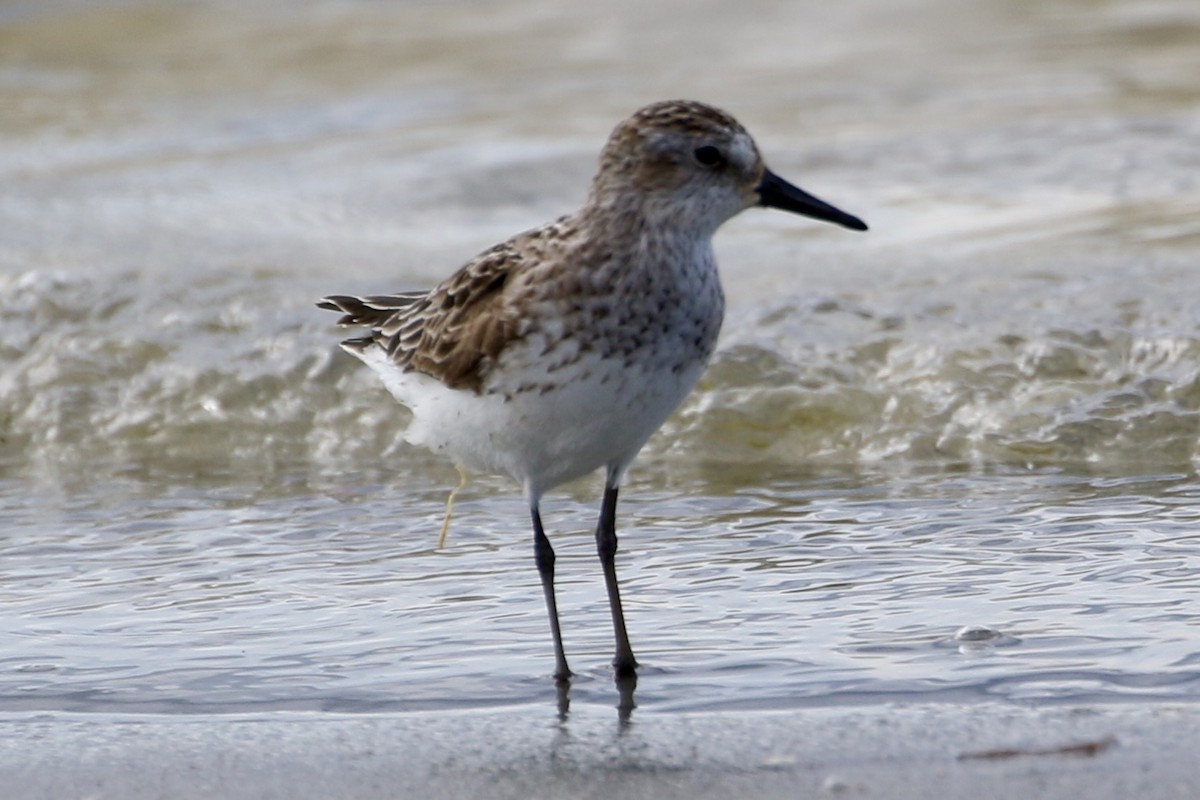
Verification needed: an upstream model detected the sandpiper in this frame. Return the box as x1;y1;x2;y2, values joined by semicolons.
319;99;867;681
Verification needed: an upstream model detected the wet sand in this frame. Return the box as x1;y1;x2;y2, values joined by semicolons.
5;700;1197;799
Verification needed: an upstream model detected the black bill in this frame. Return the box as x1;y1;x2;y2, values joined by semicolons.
757;168;868;231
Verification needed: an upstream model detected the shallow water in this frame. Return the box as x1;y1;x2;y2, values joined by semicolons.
2;0;1200;717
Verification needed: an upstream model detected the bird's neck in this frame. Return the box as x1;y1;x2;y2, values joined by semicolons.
579;189;724;248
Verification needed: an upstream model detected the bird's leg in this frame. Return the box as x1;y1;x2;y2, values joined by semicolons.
596;479;637;677
437;464;469;549
532;504;572;682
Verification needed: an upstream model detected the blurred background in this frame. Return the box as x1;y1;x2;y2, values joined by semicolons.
3;0;1198;487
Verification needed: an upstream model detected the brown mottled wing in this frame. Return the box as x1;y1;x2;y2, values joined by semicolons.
318;242;524;393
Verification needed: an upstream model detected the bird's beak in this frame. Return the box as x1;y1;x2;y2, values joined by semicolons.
756;168;868;231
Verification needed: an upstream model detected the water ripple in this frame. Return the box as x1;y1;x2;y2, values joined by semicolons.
7;470;1193;713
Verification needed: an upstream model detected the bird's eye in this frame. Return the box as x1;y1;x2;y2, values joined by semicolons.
693;145;725;168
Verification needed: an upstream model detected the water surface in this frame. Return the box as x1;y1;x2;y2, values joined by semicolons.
2;0;1199;717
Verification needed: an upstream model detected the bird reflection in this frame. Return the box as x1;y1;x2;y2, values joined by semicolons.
551;670;638;725
616;671;637;726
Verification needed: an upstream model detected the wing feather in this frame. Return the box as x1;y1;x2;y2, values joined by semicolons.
318;242;528;393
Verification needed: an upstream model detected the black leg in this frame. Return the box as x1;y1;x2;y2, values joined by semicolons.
532;504;572;682
596;480;637;677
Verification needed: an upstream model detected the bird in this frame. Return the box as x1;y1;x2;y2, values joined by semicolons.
318;99;867;681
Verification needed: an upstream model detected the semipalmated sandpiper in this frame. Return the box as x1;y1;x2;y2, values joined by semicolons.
319;99;867;681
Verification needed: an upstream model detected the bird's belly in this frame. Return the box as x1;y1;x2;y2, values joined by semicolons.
383;348;707;497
